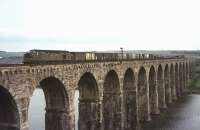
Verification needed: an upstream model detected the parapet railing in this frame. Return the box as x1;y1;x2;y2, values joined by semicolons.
0;57;187;67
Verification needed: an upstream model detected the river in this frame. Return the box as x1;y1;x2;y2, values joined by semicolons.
28;89;200;130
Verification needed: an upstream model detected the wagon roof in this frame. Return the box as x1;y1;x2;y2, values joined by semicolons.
30;49;69;53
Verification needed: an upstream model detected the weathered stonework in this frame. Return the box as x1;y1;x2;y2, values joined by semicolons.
0;58;193;130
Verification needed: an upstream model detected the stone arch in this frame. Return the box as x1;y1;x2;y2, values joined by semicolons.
31;69;34;73
14;70;18;75
26;69;30;74
149;66;158;114
29;77;69;130
103;70;121;130
157;65;165;108
164;64;171;105
170;64;176;100
179;63;183;94
123;68;137;130
9;71;13;75
77;72;99;130
4;71;9;80
175;63;180;97
138;66;149;121
0;85;20;130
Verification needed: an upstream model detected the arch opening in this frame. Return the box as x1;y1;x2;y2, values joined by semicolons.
29;77;69;130
183;63;186;89
28;88;45;130
77;72;99;130
123;68;137;130
103;70;121;130
189;62;192;79
170;64;175;100
149;66;157;114
157;65;165;109
138;67;148;121
186;63;189;82
0;86;20;130
175;63;180;97
179;63;183;94
164;65;171;105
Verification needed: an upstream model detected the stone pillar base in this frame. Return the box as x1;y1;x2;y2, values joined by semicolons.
172;95;178;101
20;126;28;130
20;123;28;130
152;109;160;115
146;115;151;122
160;103;167;109
168;99;172;104
136;123;142;130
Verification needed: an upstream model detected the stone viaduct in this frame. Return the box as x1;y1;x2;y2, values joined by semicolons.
0;57;193;130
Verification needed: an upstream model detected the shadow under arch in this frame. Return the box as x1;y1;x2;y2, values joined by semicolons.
157;65;165;109
138;66;148;121
77;72;99;130
103;70;121;130
175;63;180;97
183;63;186;89
149;66;158;114
29;77;69;130
123;68;137;130
179;63;183;94
0;85;20;130
186;62;189;82
164;64;171;105
170;64;175;100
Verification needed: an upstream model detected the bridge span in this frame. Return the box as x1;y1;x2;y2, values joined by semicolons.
0;58;193;130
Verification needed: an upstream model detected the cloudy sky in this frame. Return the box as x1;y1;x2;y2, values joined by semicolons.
0;0;200;52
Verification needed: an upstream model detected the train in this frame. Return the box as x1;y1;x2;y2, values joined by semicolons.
23;49;185;64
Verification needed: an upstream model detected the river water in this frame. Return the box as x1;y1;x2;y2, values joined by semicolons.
142;94;200;130
28;89;45;130
28;89;200;130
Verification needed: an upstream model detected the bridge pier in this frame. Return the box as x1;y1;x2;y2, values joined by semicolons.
159;80;167;109
179;64;184;95
137;67;151;122
97;80;104;130
157;65;167;110
175;65;181;98
102;70;123;130
45;108;69;130
123;69;137;130
0;123;20;130
171;67;177;101
78;101;100;130
152;79;160;114
146;81;152;121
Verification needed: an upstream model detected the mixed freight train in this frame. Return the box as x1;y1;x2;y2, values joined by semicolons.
23;49;184;64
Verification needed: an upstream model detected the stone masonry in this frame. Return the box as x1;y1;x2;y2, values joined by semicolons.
0;58;193;130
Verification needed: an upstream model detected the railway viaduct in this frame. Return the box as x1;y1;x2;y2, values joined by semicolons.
0;57;193;130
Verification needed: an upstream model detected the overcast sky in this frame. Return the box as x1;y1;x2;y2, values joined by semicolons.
0;0;200;52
